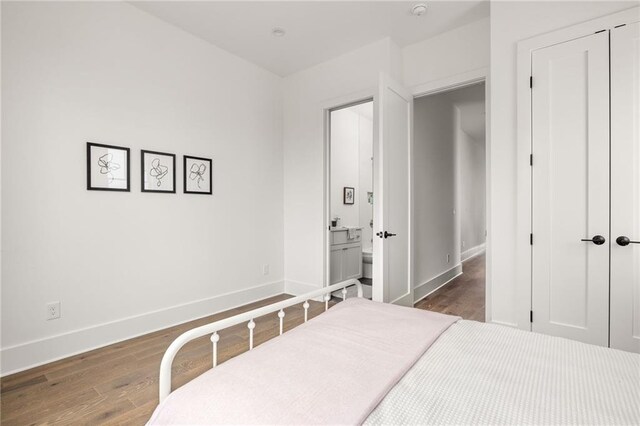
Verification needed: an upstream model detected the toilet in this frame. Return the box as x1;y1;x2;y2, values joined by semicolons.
362;247;373;279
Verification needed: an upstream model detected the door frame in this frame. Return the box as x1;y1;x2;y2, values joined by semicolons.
408;68;489;319
516;7;640;331
322;90;375;291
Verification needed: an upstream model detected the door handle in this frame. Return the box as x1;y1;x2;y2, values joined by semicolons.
376;231;397;239
616;236;640;246
581;235;606;245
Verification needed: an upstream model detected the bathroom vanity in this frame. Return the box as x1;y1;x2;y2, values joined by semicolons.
329;227;362;285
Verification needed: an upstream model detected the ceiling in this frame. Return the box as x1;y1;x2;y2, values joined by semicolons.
130;1;489;77
447;83;485;142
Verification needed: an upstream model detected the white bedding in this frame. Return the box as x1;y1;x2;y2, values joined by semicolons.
366;320;640;425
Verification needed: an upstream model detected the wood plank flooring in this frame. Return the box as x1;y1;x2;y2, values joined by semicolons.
1;255;484;425
415;253;486;322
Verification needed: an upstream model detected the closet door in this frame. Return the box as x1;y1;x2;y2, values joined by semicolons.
531;31;610;346
610;22;640;353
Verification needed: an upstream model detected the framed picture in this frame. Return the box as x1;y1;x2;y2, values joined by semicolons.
87;142;130;191
141;150;176;193
184;155;212;194
343;187;355;205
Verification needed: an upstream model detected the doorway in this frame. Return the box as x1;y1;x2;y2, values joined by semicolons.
323;74;428;307
412;82;487;321
327;100;374;300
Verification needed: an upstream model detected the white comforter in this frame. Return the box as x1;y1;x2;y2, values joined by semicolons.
366;320;640;425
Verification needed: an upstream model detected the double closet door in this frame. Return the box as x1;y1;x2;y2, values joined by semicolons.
531;23;640;353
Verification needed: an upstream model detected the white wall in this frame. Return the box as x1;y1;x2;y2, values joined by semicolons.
489;1;637;327
1;2;284;374
329;105;373;244
413;93;459;293
283;38;401;294
403;17;489;88
330;108;360;227
457;115;486;257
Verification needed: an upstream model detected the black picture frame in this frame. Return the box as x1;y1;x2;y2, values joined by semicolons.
86;142;130;192
183;155;213;195
141;150;176;194
343;187;355;205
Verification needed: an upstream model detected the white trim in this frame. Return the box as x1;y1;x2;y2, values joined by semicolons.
515;6;640;332
461;243;486;262
410;67;488;99
413;263;463;304
0;280;284;376
284;279;322;296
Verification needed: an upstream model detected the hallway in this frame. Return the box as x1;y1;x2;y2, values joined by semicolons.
415;253;485;322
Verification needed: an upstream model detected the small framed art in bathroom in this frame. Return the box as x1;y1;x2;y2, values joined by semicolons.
343;187;355;205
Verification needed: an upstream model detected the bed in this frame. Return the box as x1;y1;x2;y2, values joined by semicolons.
149;280;640;425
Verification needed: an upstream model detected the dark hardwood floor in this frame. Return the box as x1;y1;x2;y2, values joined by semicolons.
414;253;486;322
1;255;485;425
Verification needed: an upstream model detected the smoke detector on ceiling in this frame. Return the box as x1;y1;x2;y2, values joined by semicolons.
411;3;428;16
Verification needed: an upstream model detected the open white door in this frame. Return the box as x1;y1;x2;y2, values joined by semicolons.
372;73;413;305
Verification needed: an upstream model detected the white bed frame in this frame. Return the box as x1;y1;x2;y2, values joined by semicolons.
159;279;364;402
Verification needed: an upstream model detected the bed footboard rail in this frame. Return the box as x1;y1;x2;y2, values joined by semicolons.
159;279;363;402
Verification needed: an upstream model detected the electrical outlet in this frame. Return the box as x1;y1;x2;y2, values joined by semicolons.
47;302;60;320
262;264;270;276
447;254;450;263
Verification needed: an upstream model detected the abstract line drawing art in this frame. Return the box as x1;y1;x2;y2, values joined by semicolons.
98;153;121;183
141;150;176;193
189;163;207;188
150;159;168;186
184;155;212;195
87;142;130;192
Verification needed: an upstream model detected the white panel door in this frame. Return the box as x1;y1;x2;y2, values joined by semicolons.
610;22;640;353
373;73;413;305
531;31;610;346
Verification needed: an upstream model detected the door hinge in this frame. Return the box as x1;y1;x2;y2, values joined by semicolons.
530;310;533;323
529;76;533;88
530;233;533;245
529;154;533;166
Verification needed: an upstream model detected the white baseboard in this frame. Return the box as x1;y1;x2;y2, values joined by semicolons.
1;280;284;376
284;279;322;296
461;243;486;262
413;264;463;304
